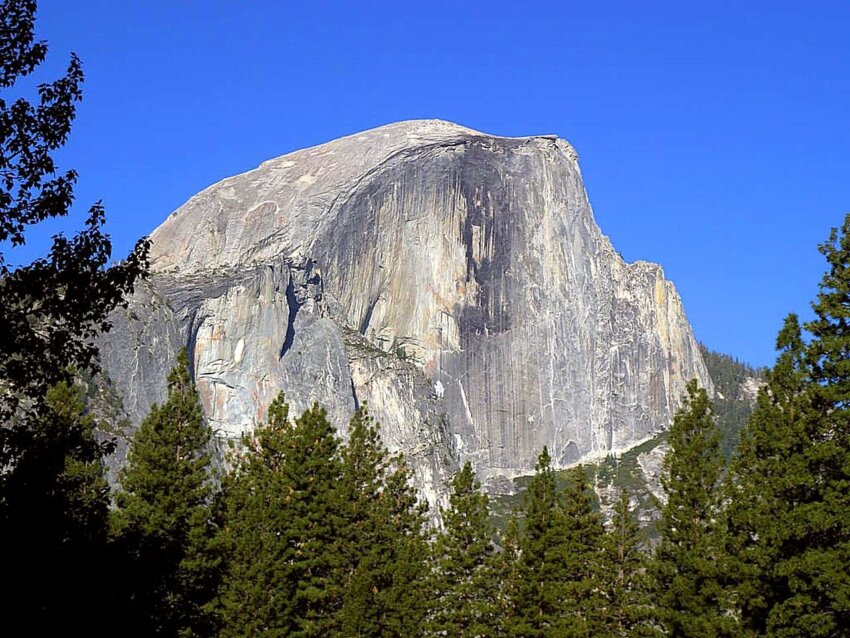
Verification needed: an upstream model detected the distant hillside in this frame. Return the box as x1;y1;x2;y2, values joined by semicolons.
698;344;765;458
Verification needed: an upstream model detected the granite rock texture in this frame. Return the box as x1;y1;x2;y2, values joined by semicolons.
99;120;711;504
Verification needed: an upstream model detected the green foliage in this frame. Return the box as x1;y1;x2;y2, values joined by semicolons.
726;213;850;636
505;449;607;637
724;315;808;636
217;396;346;637
334;405;390;636
507;447;564;636
217;399;429;637
427;462;500;637
652;379;734;637
601;490;662;637
0;380;114;635
0;0;148;422
335;406;430;638
558;465;608;636
111;348;218;637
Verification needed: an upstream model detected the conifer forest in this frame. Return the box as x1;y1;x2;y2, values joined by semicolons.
1;2;849;636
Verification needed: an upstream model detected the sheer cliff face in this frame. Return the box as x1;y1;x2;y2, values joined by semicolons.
100;120;710;503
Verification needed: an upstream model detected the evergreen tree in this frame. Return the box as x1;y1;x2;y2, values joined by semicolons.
111;348;218;637
217;396;346;637
494;515;524;634
787;213;850;635
335;405;393;636
507;447;564;636
724;315;808;636
369;454;430;638
559;464;607;636
0;380;114;635
335;406;430;638
427;461;500;638
601;490;662;637
651;379;733;638
215;393;295;636
726;214;850;636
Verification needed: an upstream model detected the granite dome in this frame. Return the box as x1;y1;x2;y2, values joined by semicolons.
100;120;711;506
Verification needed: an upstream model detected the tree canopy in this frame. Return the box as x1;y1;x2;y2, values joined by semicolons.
0;0;148;421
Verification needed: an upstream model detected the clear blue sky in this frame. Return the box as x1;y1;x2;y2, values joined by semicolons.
15;0;850;367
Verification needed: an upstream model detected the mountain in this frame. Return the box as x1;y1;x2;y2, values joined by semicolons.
98;120;711;506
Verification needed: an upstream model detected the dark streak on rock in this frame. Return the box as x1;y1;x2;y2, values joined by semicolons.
350;378;360;411
280;272;301;360
359;294;379;335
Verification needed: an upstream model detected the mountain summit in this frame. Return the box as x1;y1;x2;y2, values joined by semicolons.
100;120;710;504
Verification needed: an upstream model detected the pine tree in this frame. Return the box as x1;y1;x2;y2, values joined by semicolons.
427;461;500;638
111;348;218;637
0;380;114;635
559;464;608;637
726;214;850;636
507;447;564;636
334;406;430;638
335;405;392;636
724;315;808;636
601;490;661;637
494;515;524;634
786;213;850;635
651;379;733;638
215;393;295;636
369;454;430;638
217;396;346;637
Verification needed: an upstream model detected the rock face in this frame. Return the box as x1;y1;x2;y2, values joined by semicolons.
99;120;711;505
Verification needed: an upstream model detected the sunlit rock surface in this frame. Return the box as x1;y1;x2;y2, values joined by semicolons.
99;120;711;505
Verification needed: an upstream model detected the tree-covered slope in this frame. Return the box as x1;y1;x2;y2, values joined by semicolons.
698;344;765;458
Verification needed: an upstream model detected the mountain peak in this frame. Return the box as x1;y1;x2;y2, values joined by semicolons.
107;120;710;507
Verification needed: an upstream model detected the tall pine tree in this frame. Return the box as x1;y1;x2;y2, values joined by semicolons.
507;447;565;637
217;396;346;637
601;490;661;637
335;406;430;638
559;464;607;637
724;315;808;636
652;379;733;638
787;213;850;635
111;348;218;637
368;454;430;638
726;213;850;636
334;405;392;637
427;461;500;638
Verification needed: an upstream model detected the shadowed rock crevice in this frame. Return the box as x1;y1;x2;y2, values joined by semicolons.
280;273;301;360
